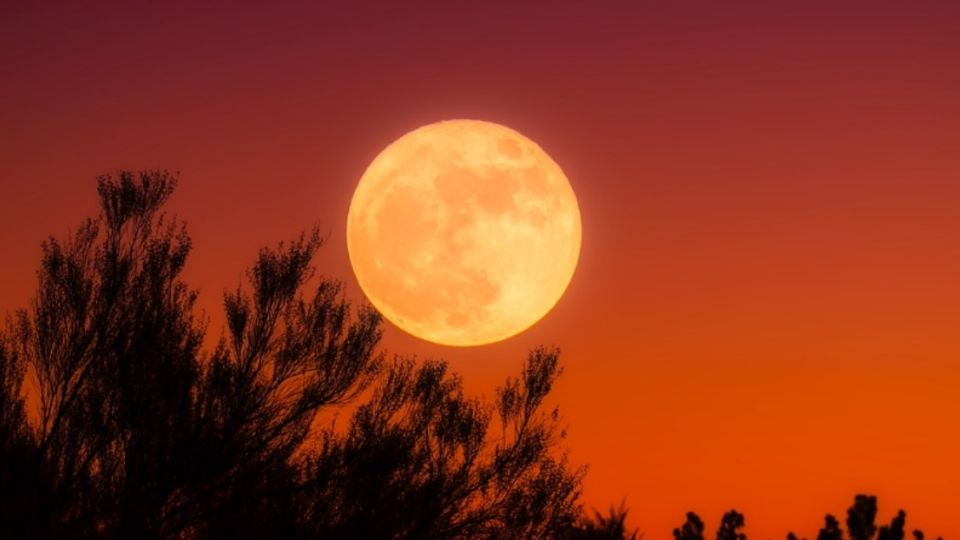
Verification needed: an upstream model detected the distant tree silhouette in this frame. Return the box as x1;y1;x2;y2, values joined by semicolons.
0;171;583;539
877;511;907;540
661;496;934;540
716;510;746;540
847;495;878;540
818;514;844;540
674;512;706;540
564;501;640;540
911;530;940;540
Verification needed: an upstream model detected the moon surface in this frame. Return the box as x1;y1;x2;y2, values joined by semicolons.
346;119;581;347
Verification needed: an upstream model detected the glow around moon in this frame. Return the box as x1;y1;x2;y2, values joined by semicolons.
346;120;581;346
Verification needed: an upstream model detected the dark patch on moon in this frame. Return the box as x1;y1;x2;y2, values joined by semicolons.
497;137;523;159
434;166;518;216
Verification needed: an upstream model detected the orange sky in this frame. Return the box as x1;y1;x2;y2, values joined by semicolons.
2;2;959;538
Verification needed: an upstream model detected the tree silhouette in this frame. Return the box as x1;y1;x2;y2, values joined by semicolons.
674;512;706;540
660;496;935;540
716;510;746;540
297;350;583;539
565;501;640;540
0;329;51;536
847;495;878;540
877;511;907;540
0;171;583;538
818;514;844;540
671;510;746;540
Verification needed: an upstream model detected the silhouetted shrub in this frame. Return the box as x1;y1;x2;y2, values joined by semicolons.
298;350;583;539
674;512;706;540
818;514;844;540
878;510;906;540
657;495;937;540
0;171;583;539
565;501;639;540
0;336;51;536
847;495;879;540
716;510;746;540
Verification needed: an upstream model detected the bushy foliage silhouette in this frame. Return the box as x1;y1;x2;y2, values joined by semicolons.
0;171;583;539
0;332;49;537
878;510;907;540
674;512;705;540
300;350;583;539
818;514;844;540
715;511;745;540
847;495;879;540
656;495;942;540
564;501;639;540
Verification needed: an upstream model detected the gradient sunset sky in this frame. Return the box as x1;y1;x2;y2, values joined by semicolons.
2;2;959;538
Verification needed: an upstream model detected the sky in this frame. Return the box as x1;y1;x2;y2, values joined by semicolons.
2;1;959;537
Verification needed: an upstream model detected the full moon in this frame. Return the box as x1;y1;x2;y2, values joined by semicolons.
347;119;581;347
